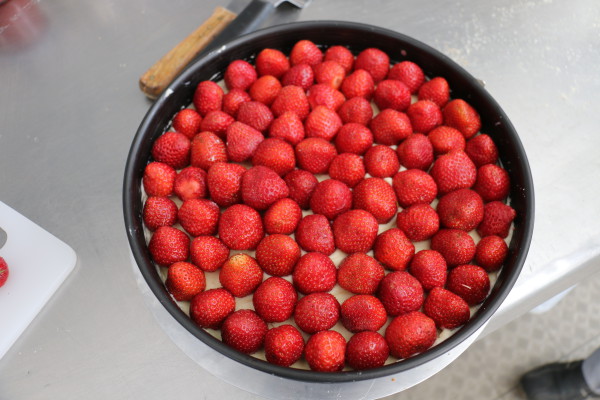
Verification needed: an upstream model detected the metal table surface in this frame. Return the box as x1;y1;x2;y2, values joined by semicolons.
1;0;599;398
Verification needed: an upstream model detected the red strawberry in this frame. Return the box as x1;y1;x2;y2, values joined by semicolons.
396;133;434;170
252;277;298;322
221;309;267;354
473;164;510;202
334;122;373;155
406;100;443;134
378;271;424;317
284;169;318;209
148;226;190;267
241;165;289;211
332;209;379;254
385;311;437;359
252;138;296;177
354;48;390;83
206;162;246;207
263;197;302;235
190;131;228;171
345;331;389;370
172;108;202;139
192;80;223;116
337;96;373;126
388;61;425;94
429;149;477;195
304;330;346;372
199;110;235;140
430;228;476;266
337;253;385;295
255;48;290;78
295;214;335;255
436;188;484;231
304;105;342;141
189;288;235;329
341;69;375;100
328;153;366;188
255;234;301;276
324;45;354;73
341;295;387;333
292;252;337;294
143;161;176;197
225;121;264;163
165;261;206;301
236;101;274;132
418;77;450;108
477;201;516;238
224;59;257;91
0;257;9;288
143;196;178;231
423;287;471;329
310;179;352;221
306;84;345;111
281;63;315;90
352;177;398;224
218;204;264;250
294;292;340;334
174;166;207;201
177;198;220;237
295;137;337;174
373;79;411;111
268;111;306;145
475;235;509;272
290;39;323;66
409;249;447;291
369;108;413;145
447;264;491;305
222;88;252;116
313;60;345;89
396;203;440;242
264;325;305;367
219;253;263;297
392;169;438;208
271;85;310;120
373;228;415;271
465;133;499;167
442;99;481;139
428;125;466;155
249;75;282;106
364;145;400;178
190;235;230;272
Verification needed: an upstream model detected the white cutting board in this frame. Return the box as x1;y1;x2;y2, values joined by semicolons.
0;201;76;359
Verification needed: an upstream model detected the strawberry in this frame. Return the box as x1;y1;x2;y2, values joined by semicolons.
337;253;385;295
219;253;263;297
263;197;302;235
295;137;337;174
271;85;310;120
429;149;477;195
304;330;346;372
173;166;207;201
236;100;274;132
430;228;476;266
241;165;289;211
369;108;413;145
447;264;491;305
352;177;398;224
218;204;264;250
190;131;228;171
373;228;415;271
0;257;9;288
206;162;246;207
409;249;447;291
378;271;424;317
473;164;510;202
268;111;306;145
199;110;236;140
406;100;443;134
248;75;282;106
442;99;481;139
396;133;434;170
309;179;353;221
304;105;342;141
252;277;298;322
475;235;509;272
388;61;425;94
143;196;178;231
290;39;323;66
477;201;516;238
417;76;450;108
324;45;354;73
385;311;437;359
264;325;305;367
222;88;252;116
148;226;190;267
341;294;387;333
428;125;466;155
295;214;335;255
436;188;484;231
313;60;345;89
354;48;389;83
190;235;230;272
172;108;202;139
328;153;366;188
192;80;223;117
332;209;379;254
143;161;176;197
255;234;301;276
177;198;220;237
281;63;315;90
294;292;340;334
345;331;389;370
334;122;373;154
165;261;206;301
292;252;337;294
189;288;235;329
252;138;296;177
341;69;375;99
224;59;257;91
284;169;318;209
306;84;345;111
423;287;471;329
225;121;264;163
364;144;400;178
373;79;411;111
255;48;290;78
392;169;438;208
465;133;499;167
337;96;373;126
396;203;440;242
221;309;267;354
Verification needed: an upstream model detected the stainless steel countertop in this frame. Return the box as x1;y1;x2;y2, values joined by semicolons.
1;0;599;399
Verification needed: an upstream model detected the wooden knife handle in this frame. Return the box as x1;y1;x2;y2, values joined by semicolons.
139;6;237;100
